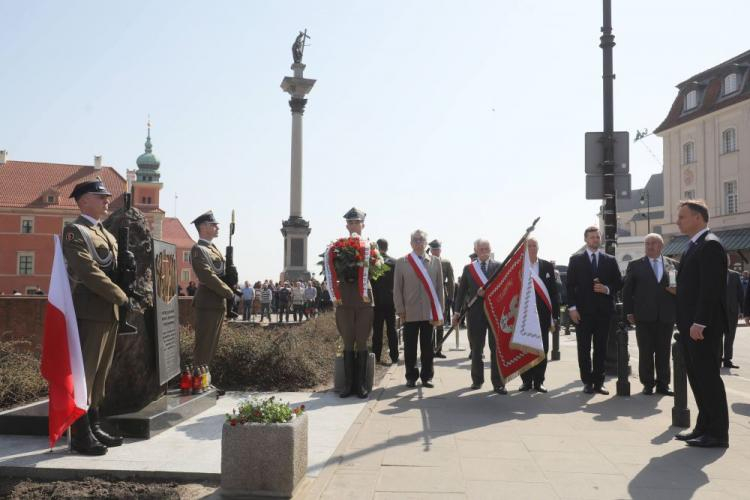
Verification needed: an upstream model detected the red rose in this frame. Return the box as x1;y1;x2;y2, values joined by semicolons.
300;404;305;410
230;419;237;426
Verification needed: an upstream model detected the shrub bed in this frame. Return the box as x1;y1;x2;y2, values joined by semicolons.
0;340;47;410
179;313;340;391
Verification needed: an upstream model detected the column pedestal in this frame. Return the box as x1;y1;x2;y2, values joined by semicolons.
281;216;311;282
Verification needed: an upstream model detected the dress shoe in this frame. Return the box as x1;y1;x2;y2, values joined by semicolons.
422;380;435;388
685;435;729;448
70;414;107;456
583;383;594;394
493;386;508;395
534;384;548;393
675;429;703;441
406;380;416;388
518;382;532;392
656;385;674;396
435;352;447;359
642;386;654;395
724;361;740;369
594;385;610;395
470;383;482;390
88;408;123;447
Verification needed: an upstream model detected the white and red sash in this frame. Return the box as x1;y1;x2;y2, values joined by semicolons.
531;267;553;325
468;260;489;288
406;252;443;322
323;237;370;305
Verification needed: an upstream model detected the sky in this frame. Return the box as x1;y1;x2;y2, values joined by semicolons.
1;1;749;281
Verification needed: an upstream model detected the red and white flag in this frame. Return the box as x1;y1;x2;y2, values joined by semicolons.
40;235;88;448
484;241;545;383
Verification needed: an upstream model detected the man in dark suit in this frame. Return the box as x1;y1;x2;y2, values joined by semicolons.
519;238;559;393
566;226;623;395
371;238;398;365
674;199;729;448
724;265;743;369
453;238;506;394
622;233;676;395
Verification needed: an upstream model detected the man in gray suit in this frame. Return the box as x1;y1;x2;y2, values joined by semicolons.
724;263;743;369
622;234;676;395
452;238;506;394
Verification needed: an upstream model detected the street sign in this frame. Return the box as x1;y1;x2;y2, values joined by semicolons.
585;174;631;200
585;131;629;174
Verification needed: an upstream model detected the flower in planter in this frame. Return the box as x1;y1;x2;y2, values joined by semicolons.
225;396;305;425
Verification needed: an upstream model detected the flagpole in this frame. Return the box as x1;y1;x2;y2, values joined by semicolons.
436;217;540;351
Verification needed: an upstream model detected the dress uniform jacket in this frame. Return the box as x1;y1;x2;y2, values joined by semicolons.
63;216;127;406
191;240;234;366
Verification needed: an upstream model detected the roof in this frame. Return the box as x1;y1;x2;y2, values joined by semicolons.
0;160;126;210
654;50;750;134
663;228;750;255
162;217;196;249
628;210;665;223
617;173;664;212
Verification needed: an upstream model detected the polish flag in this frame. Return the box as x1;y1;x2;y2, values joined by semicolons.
40;235;87;448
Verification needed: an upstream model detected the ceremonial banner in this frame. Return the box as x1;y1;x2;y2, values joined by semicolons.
40;235;87;448
484;241;545;382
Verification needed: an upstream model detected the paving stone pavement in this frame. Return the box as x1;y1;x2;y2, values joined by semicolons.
302;325;750;500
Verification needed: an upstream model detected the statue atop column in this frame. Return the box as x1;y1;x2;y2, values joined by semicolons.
292;29;311;64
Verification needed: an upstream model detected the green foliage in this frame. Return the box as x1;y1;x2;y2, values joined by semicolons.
0;340;47;410
226;396;305;425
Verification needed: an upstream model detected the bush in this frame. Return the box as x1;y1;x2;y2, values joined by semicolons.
180;313;340;391
0;340;47;410
227;396;305;425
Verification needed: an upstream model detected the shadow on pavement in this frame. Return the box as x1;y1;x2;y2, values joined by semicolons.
627;447;725;499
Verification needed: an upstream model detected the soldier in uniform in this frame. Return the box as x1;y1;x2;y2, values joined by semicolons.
334;208;374;398
190;211;235;371
63;180;128;455
428;239;454;358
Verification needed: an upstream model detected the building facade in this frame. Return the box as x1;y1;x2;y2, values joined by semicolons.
0;129;195;294
654;50;750;265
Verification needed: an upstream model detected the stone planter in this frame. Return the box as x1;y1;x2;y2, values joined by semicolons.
220;412;308;498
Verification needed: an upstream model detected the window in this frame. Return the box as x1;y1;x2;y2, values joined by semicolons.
20;217;33;234
18;253;34;275
684;190;696;200
721;128;737;154
147;197;152;204
724;73;739;95
725;181;738;215
46;195;55;203
183;251;191;263
684;90;698;110
682;141;695;164
181;269;191;282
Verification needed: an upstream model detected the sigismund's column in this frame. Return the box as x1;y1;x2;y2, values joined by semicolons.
280;30;316;282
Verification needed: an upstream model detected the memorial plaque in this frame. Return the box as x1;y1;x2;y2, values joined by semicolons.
153;239;181;385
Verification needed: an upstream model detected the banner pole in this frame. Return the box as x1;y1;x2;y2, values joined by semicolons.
436;217;540;351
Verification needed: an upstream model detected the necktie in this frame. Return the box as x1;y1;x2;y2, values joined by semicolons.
590;253;598;274
651;259;659;280
481;260;487;275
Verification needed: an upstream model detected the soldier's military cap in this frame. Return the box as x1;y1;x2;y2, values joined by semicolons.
428;239;442;249
69;179;112;200
191;210;219;226
344;207;366;221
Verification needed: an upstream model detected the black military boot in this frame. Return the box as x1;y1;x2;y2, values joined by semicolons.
340;351;356;398
70;414;107;456
356;351;370;398
89;407;123;447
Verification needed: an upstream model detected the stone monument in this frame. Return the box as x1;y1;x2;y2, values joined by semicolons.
280;30;315;282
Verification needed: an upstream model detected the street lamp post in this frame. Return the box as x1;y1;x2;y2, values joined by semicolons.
640;190;651;234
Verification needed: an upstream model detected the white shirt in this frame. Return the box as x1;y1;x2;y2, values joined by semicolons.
529;259;539;277
81;214;99;226
690;227;710;245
